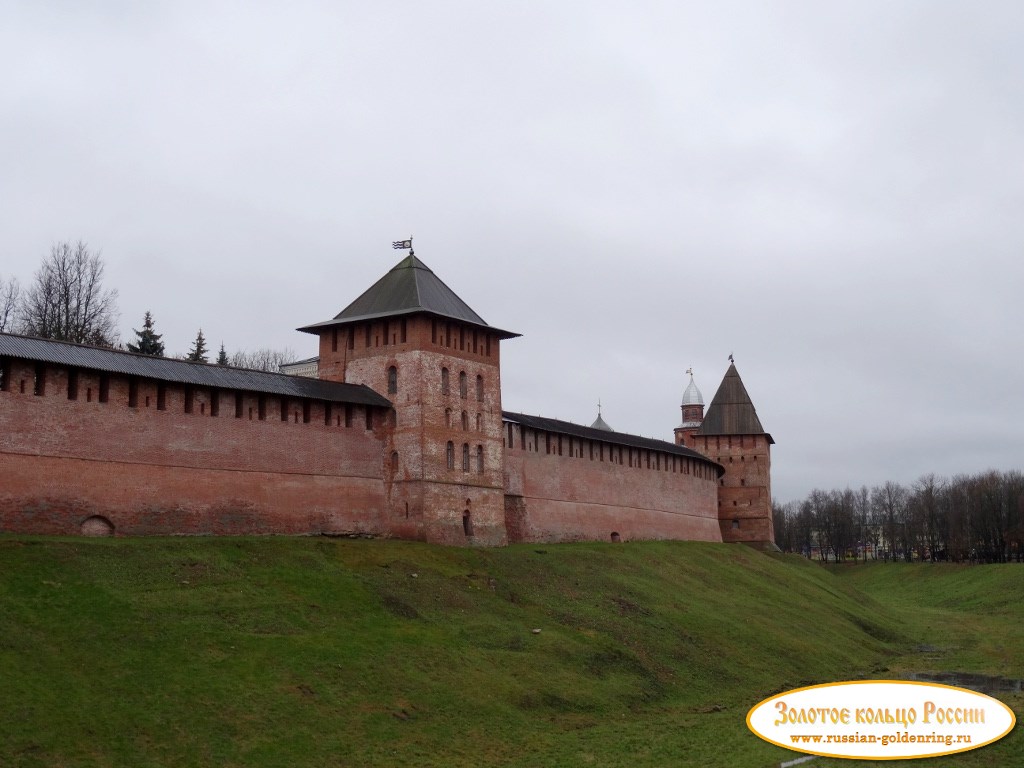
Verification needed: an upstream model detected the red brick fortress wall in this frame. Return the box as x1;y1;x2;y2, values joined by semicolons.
0;360;388;536
503;423;723;543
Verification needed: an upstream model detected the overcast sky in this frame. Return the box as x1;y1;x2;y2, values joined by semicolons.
2;1;1022;503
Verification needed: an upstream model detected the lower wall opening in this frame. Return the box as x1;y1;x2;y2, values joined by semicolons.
81;515;115;537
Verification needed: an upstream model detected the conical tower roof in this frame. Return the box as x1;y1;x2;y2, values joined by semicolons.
299;253;518;338
590;412;613;431
696;363;773;443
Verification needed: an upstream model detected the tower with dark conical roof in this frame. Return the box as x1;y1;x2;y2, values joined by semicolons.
681;361;775;548
299;251;519;545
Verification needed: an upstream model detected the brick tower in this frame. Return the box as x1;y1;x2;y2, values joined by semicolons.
298;251;519;545
673;368;704;446
681;361;775;548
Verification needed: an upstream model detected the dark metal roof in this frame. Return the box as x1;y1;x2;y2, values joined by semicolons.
0;333;391;407
503;410;723;471
297;253;519;339
696;363;774;443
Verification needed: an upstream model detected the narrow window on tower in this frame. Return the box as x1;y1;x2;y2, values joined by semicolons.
158;383;167;411
400;318;407;343
387;366;398;394
365;407;373;430
476;374;483;402
67;368;78;400
324;402;332;426
258;395;266;421
235;391;243;418
332;328;338;352
302;400;310;424
345;405;353;427
211;390;220;417
462;443;470;471
461;411;468;431
459;371;467;399
441;367;450;395
32;363;46;396
184;387;194;414
348;328;355;350
382;320;389;346
128;378;138;408
446;441;454;470
476;445;483;473
280;397;288;422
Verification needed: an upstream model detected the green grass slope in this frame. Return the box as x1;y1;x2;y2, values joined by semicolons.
816;562;1024;768
0;537;984;768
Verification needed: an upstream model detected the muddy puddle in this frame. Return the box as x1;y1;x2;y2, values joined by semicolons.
905;671;1023;695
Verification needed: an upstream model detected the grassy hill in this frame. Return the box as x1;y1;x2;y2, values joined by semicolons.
0;537;1019;767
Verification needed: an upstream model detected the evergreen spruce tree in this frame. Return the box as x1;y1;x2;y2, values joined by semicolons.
127;311;165;356
187;328;209;363
217;343;228;366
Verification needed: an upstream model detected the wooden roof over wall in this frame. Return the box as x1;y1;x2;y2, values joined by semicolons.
503;410;723;472
0;332;391;407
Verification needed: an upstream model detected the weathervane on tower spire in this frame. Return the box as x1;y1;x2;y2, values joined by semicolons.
392;236;414;256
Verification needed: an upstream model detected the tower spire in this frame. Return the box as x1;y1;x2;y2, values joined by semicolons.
674;366;704;446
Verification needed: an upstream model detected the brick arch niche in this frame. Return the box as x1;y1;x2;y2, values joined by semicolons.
80;515;115;537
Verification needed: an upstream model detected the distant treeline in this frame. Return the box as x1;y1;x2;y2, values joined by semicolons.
773;470;1024;563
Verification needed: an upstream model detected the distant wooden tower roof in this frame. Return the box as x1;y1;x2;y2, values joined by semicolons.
298;253;519;338
696;362;774;443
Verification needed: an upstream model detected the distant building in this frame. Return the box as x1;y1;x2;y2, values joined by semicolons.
279;356;319;378
0;251;774;547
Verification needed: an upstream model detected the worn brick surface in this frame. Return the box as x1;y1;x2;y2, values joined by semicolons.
686;433;774;544
0;360;386;536
503;423;722;543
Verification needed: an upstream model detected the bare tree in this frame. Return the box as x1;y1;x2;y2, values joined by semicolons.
0;275;19;332
229;347;298;372
19;241;119;346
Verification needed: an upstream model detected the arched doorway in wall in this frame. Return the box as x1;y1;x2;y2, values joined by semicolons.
81;515;115;537
463;498;473;537
610;531;621;543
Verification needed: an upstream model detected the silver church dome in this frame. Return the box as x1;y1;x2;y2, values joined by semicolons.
681;373;703;406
